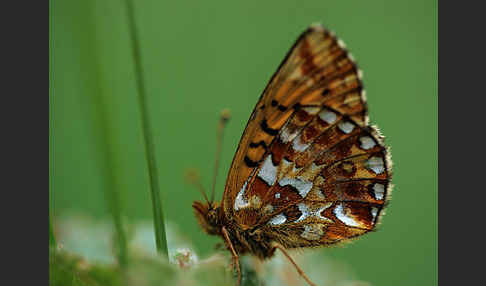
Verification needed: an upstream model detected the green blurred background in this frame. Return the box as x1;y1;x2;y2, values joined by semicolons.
50;0;437;285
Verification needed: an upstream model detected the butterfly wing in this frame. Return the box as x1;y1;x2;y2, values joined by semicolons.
222;24;389;245
255;118;391;247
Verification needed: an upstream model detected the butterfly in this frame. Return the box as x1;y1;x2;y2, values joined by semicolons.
192;23;392;286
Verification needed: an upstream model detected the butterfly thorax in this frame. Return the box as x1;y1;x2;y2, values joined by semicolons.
193;200;276;259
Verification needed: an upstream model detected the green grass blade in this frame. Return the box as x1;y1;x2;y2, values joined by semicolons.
123;0;168;257
49;0;56;250
80;0;129;267
49;218;56;248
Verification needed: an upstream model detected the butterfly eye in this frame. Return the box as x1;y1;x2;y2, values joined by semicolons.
208;209;218;222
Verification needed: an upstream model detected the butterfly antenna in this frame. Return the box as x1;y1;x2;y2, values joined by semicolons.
184;168;210;204
210;109;231;204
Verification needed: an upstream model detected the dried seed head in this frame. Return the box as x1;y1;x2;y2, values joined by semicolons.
220;108;231;124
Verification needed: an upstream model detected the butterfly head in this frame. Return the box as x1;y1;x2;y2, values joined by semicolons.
192;201;223;235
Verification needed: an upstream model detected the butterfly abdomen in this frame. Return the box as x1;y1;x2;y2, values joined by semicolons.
224;226;277;259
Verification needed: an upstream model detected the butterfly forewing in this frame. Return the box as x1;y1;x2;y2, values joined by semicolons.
222;24;390;246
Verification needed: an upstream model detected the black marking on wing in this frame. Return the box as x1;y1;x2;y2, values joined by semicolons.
261;119;279;136
249;140;268;149
321;88;330;96
244;156;259;167
293;103;302;111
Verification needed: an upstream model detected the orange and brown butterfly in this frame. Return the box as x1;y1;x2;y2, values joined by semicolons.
191;23;392;286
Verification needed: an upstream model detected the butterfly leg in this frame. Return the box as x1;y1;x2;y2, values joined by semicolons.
272;244;317;286
221;226;241;286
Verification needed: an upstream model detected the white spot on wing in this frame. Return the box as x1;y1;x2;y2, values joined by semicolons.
366;156;385;174
296;203;310;222
292;134;310;152
280;125;297;143
302;106;321;115
371;207;379;221
359;136;375;150
334;203;361;227
258;154;277;185
373;183;385;200
279;177;313;198
319;109;337;124
338;121;354;134
337;39;347;48
361;90;368;102
294;203;332;223
268;213;287;225
275;193;281;199
234;181;249;210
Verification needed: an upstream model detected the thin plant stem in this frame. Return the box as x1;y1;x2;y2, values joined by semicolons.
123;0;168;257
49;218;56;248
107;182;128;268
49;0;56;250
84;0;129;268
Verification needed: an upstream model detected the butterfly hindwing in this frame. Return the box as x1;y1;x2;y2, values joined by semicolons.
232;107;391;244
254;119;391;248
